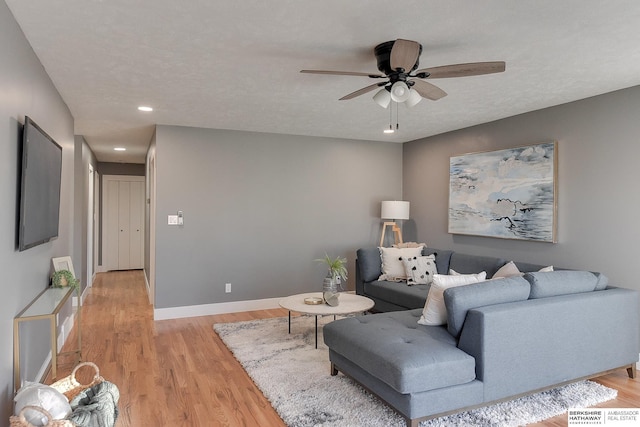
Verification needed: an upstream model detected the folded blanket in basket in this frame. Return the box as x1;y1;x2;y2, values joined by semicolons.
68;381;119;427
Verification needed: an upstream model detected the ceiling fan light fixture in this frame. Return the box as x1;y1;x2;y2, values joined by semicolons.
390;81;410;102
405;88;422;108
373;89;391;108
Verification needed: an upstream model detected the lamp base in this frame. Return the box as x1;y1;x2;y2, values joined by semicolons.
379;221;404;247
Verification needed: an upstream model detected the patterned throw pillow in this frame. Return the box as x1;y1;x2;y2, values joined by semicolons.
378;246;424;282
402;255;437;286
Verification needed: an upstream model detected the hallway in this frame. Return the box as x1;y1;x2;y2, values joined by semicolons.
57;270;286;426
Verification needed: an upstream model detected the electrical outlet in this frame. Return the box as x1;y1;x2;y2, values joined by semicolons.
225;283;231;293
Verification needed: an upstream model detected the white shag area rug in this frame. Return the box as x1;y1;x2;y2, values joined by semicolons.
213;316;617;427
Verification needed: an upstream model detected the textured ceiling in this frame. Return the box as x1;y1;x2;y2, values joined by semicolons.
6;0;640;163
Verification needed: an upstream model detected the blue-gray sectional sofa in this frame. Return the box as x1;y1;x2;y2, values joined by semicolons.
323;247;640;427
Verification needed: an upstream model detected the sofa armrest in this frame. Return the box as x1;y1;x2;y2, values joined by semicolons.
458;287;640;402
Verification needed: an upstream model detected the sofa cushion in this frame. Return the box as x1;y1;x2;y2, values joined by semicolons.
379;246;424;281
403;255;437;285
364;281;429;310
524;271;599;298
356;247;382;282
423;248;454;274
449;253;505;278
418;272;487;326
594;272;609;290
444;276;531;338
323;309;477;394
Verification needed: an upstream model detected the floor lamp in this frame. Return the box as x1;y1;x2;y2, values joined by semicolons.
379;201;410;247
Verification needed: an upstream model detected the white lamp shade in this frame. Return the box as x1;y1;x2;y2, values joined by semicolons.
390;81;410;102
405;88;422;108
373;89;391;108
381;200;410;220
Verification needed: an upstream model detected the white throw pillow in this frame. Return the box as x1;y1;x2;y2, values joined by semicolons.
378;246;424;282
492;261;522;279
418;271;487;326
402;255;437;285
539;265;554;272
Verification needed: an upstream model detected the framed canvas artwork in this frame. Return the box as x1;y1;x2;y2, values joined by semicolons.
448;142;557;242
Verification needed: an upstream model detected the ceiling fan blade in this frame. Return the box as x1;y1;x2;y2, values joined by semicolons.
339;83;386;100
390;39;421;72
300;70;384;78
416;61;506;79
410;79;447;101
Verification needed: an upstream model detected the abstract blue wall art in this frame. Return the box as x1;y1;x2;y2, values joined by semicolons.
449;142;557;242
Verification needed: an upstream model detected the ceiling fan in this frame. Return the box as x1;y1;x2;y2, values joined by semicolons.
301;39;505;106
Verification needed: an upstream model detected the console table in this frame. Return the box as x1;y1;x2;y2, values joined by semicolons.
13;286;82;392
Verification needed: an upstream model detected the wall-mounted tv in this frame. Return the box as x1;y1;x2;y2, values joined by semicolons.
18;116;63;251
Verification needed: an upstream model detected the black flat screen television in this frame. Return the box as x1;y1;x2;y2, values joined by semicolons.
18;116;63;251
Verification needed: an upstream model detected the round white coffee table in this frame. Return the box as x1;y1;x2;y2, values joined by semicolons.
279;292;374;348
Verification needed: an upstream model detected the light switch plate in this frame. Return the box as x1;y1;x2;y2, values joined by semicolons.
168;215;178;225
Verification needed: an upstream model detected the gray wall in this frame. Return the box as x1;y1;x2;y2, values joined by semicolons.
154;126;402;308
74;136;98;293
0;2;76;421
404;85;640;292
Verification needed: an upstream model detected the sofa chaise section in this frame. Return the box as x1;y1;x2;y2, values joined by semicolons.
327;248;640;427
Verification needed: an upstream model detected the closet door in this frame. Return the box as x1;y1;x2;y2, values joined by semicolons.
104;180;120;271
129;181;144;269
117;181;131;269
103;175;145;271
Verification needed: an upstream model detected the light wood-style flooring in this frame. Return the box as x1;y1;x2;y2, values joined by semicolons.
54;270;638;427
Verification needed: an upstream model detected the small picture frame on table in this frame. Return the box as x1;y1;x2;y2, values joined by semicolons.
52;256;75;278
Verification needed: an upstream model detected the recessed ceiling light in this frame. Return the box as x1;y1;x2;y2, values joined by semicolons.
114;147;126;151
138;106;153;112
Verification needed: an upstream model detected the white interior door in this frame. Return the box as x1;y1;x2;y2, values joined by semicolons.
102;175;145;271
94;171;100;275
129;181;144;268
86;165;94;288
117;181;131;269
104;179;119;271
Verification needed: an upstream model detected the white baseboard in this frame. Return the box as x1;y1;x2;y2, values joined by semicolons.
143;271;152;305
154;297;282;320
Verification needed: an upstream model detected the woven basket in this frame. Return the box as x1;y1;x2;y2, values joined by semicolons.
50;362;104;402
9;405;75;427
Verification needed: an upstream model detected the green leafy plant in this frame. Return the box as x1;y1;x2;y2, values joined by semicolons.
315;253;348;282
51;269;79;290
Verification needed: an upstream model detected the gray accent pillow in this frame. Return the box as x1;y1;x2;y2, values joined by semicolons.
444;276;531;338
356;247;382;283
524;271;599;299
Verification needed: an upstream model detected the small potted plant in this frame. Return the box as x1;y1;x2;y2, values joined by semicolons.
51;270;80;291
316;254;348;306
